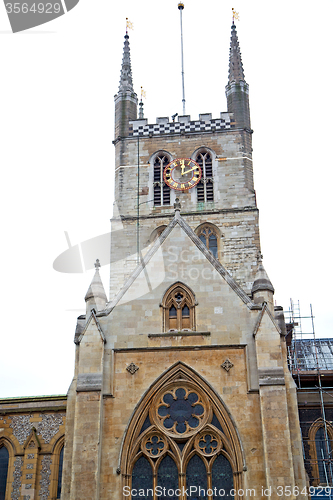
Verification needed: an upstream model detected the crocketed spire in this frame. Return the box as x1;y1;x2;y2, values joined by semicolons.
228;23;246;84
85;259;107;304
251;255;275;295
118;33;134;93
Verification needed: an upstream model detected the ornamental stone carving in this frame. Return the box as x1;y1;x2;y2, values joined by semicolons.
39;456;52;500
12;456;23;500
221;359;234;372
37;413;65;444
126;362;139;375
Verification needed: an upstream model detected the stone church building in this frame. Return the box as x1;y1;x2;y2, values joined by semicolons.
0;17;312;500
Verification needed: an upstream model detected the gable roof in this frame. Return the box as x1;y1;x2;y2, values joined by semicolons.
75;309;106;344
99;210;256;317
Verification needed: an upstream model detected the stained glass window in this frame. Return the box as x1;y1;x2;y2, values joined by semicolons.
158;388;204;434
186;454;207;499
212;454;234;499
157;455;178;500
132;456;153;499
0;446;9;500
57;446;64;499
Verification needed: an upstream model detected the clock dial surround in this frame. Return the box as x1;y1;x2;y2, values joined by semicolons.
163;158;202;191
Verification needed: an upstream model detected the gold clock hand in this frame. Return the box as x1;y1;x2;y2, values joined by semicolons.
182;166;197;175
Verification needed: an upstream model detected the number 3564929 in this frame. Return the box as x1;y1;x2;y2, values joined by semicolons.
5;3;61;14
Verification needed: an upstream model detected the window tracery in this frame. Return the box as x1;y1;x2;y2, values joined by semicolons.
161;283;196;332
195;151;214;203
153;153;171;206
196;223;220;259
120;364;244;500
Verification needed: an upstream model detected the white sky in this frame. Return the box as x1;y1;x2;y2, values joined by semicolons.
0;0;332;398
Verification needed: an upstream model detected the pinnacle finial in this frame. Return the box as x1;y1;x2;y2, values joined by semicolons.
118;24;135;93
94;259;101;270
174;198;181;212
228;18;245;84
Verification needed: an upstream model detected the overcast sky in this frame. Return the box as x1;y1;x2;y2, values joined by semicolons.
0;0;332;398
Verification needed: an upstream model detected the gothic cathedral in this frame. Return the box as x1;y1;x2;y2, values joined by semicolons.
0;15;308;500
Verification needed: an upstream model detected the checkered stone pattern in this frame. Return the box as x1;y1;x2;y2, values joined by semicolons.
129;118;233;137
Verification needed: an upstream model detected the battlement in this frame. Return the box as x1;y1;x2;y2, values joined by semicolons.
129;112;233;138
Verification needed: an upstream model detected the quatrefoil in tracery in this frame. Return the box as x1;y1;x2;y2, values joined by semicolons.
142;434;167;458
195;431;222;457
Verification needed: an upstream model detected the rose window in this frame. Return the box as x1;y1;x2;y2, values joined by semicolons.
155;387;206;436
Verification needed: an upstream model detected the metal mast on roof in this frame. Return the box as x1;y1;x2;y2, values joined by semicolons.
178;3;186;116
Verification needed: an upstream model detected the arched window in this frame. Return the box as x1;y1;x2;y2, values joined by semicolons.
308;419;333;486
57;445;64;499
0;445;9;500
148;226;167;245
161;283;196;332
121;363;244;500
196;151;214;203
196;223;220;259
153;153;171;206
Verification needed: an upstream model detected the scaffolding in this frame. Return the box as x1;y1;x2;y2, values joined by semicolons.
286;300;333;493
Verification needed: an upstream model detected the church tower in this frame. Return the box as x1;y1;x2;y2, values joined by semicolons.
62;12;309;500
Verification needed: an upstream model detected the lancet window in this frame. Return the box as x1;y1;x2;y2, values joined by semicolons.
153;153;171;206
0;445;9;500
196;151;214;203
57;445;64;499
161;283;196;332
308;419;333;486
120;364;243;500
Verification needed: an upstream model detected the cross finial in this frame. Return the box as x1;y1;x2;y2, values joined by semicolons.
94;259;101;269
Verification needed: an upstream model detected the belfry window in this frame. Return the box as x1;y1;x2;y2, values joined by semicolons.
196;224;219;259
162;283;196;332
0;445;9;500
153;154;171;206
196;151;214;203
120;364;242;500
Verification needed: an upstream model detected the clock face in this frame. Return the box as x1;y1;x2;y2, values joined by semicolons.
163;158;202;191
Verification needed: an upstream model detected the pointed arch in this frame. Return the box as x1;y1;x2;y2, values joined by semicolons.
191;147;216;203
161;282;197;332
0;437;15;500
119;362;245;499
308;418;333;486
49;435;65;499
195;222;222;259
150;150;173;206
